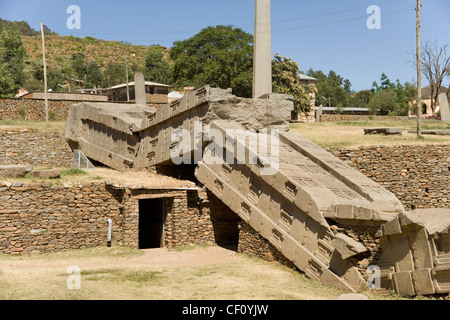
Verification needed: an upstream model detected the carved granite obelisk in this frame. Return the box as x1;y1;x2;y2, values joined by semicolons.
253;0;272;99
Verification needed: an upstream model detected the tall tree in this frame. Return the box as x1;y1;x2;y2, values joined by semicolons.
145;46;171;84
0;64;16;98
85;61;102;88
70;52;87;81
420;41;450;114
367;90;400;115
102;62;126;88
349;90;373;109
272;54;316;115
372;74;416;115
0;25;26;96
307;69;351;108
170;25;254;97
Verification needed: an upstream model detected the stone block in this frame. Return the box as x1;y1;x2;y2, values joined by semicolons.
29;169;61;179
0;165;33;178
333;233;367;259
364;128;403;135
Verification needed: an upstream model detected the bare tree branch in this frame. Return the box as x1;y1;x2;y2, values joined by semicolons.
421;41;450;113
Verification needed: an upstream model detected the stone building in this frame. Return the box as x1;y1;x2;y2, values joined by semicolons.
290;74;317;123
105;81;172;105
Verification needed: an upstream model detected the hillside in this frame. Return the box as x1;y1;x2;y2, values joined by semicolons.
21;34;149;72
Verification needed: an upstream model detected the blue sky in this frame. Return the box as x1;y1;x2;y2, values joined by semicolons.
0;0;449;91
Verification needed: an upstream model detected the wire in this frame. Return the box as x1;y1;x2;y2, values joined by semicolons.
272;6;416;33
54;0;414;39
271;0;412;25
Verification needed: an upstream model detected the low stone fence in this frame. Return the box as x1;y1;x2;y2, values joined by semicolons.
0;98;168;122
318;115;409;123
0;181;238;255
0;98;78;121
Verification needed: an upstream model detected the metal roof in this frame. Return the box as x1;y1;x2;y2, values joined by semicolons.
315;107;371;112
110;81;172;90
299;74;317;81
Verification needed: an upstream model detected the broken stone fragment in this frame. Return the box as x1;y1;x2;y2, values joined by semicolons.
0;165;33;178
29;169;61;179
333;233;367;259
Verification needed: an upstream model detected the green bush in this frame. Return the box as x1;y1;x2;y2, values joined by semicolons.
48;111;58;121
17;106;26;118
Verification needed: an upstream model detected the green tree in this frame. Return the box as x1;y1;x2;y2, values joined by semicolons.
372;73;395;92
307;69;351;108
0;25;26;96
71;53;87;81
272;54;316;115
170;25;254;97
367;90;399;115
85;61;103;88
372;74;416;115
102;62;126;88
349;90;373;109
47;67;65;91
145;46;171;84
0;64;16;98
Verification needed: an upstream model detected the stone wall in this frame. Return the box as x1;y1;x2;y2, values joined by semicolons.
0;98;168;122
318;115;408;123
0;181;124;254
0;181;238;255
0;129;73;168
237;221;296;269
0;98;80;121
331;144;450;211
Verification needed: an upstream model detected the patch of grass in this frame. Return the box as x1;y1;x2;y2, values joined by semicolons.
0;246;144;262
61;168;88;177
290;122;450;149
121;271;164;284
0;120;65;131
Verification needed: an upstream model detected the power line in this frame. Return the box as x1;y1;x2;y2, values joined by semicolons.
272;6;415;33
59;0;414;39
271;0;412;25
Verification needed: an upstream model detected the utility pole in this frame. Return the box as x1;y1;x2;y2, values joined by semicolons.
416;0;422;137
40;22;49;122
126;56;130;102
125;54;135;102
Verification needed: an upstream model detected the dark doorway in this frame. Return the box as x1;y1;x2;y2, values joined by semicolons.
139;198;165;249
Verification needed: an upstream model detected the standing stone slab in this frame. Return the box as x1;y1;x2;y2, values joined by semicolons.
438;93;450;121
253;0;272;99
135;72;146;106
316;105;323;123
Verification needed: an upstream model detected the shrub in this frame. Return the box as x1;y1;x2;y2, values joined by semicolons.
17;106;26;118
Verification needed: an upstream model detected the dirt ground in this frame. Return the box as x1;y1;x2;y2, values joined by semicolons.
0;246;357;300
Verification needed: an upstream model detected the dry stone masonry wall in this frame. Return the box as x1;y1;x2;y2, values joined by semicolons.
0;180;237;255
0;129;73;168
331;144;450;210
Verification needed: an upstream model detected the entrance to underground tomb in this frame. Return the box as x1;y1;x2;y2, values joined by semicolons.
138;198;165;249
